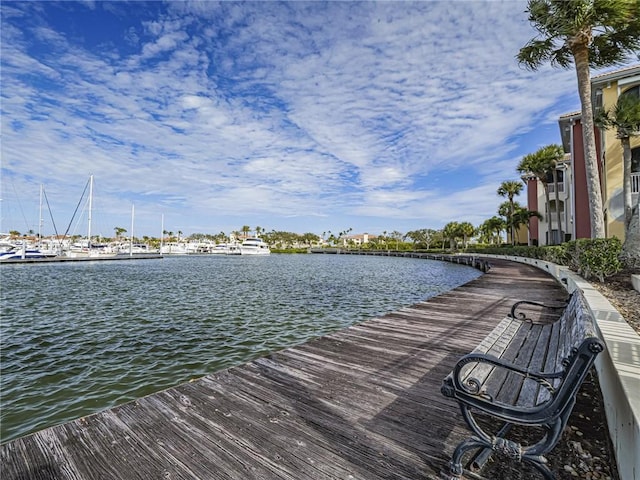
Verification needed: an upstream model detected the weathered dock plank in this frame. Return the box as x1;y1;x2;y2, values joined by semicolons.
1;259;570;479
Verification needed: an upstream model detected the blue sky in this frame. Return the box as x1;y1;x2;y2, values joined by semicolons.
1;1;635;239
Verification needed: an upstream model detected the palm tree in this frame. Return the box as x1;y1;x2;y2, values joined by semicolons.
114;226;127;240
497;180;523;245
544;145;566;245
596;92;640;266
443;222;461;251
518;144;564;245
518;0;640;239
458;222;475;249
390;230;403;250
241;225;251;239
483;216;507;245
513;206;544;246
498;201;514;237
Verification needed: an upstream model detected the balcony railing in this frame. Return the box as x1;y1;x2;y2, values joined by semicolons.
633;172;640;194
547;183;565;194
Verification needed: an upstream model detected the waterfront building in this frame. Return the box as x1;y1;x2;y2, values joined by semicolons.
524;64;640;245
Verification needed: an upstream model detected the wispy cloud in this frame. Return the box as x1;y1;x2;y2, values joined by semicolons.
0;1;618;237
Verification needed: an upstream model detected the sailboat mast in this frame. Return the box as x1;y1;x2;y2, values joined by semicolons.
160;214;164;255
38;184;44;248
130;204;135;256
87;175;93;249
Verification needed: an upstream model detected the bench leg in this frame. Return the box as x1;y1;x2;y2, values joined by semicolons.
517;419;565;480
441;436;487;480
442;406;506;479
444;434;556;480
470;422;513;469
444;406;563;480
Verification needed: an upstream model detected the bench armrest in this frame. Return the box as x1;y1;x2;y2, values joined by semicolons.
510;299;567;322
445;352;562;401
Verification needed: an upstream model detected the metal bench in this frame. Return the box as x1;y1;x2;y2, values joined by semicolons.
440;289;605;479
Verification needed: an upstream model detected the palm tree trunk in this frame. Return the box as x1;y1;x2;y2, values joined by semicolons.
621;204;640;269
622;138;633;230
553;168;563;244
572;44;606;238
510;199;515;246
543;183;554;245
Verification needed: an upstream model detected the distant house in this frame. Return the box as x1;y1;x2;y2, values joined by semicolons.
524;64;639;245
342;233;377;246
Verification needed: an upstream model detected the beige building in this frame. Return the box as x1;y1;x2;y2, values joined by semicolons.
593;65;640;240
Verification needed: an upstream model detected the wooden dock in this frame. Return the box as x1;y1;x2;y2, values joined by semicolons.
1;259;576;479
0;253;163;265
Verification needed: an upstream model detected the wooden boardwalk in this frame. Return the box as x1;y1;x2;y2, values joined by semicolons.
1;259;570;480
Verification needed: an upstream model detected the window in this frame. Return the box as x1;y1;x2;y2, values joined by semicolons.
545;169;564;183
621;85;639;99
549;199;565;214
594;89;603;113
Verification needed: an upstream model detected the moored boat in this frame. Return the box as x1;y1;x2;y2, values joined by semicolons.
211;243;242;255
0;245;58;261
160;242;189;255
240;237;270;255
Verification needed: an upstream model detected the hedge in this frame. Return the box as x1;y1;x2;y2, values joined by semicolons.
468;238;622;283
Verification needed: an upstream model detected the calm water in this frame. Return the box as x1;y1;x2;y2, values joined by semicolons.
0;254;481;443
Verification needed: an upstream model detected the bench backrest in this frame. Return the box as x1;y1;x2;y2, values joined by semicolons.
504;290;604;424
535;290;604;415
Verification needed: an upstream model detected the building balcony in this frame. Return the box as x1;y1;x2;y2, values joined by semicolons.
547;183;565;194
546;210;566;217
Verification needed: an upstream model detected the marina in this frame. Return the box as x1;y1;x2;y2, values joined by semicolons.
1;258;603;479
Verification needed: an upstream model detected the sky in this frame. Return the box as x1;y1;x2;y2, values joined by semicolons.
1;1;637;240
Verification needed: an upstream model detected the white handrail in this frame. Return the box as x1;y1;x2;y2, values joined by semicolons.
632;172;639;194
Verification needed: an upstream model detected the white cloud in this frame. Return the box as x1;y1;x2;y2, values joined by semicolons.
0;1;611;237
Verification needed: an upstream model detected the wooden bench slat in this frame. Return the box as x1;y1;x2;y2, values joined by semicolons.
494;322;545;406
452;317;524;399
519;320;556;407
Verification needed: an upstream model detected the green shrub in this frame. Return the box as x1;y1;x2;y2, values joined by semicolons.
541;245;568;265
575;238;622;282
468;238;622;282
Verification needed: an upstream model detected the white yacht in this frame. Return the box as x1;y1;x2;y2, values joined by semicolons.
211;243;242;255
0;245;58;261
160;242;189;255
240;237;271;255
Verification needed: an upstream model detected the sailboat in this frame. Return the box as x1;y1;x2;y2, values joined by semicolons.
0;185;59;261
64;175;117;258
